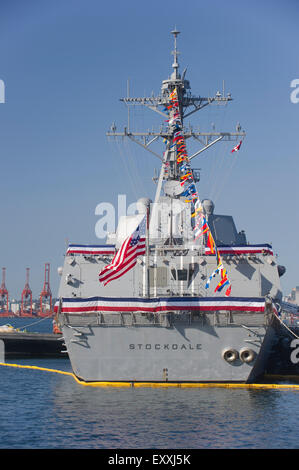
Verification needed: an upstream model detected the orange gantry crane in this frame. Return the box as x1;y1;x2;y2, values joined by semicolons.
39;263;52;317
21;268;33;316
0;267;9;316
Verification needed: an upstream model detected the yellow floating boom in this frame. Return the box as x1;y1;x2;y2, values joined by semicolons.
1;361;299;391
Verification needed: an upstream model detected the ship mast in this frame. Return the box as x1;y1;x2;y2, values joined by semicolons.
171;28;180;80
107;29;245;206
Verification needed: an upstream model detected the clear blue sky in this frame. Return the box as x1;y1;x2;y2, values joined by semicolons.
0;0;298;299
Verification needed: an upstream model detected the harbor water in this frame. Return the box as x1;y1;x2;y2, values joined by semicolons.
0;319;299;449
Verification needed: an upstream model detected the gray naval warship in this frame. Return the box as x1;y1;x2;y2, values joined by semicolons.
55;30;285;384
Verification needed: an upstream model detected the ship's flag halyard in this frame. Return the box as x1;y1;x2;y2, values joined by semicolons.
231;140;242;153
193;217;209;240
166;87;232;296
99;216;146;286
207;231;216;255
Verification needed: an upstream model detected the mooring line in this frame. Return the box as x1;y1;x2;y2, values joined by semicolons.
17;315;53;331
276;315;299;339
0;361;299;391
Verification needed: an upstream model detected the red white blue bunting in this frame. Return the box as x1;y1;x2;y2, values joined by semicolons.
55;296;265;314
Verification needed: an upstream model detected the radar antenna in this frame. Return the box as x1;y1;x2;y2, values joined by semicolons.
106;29;246;203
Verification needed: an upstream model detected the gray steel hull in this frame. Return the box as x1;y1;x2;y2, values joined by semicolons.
61;312;276;383
56;33;284;385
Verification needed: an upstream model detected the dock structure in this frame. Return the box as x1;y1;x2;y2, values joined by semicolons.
0;331;66;358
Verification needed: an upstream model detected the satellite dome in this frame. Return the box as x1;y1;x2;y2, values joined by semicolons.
137;197;152;214
202;199;215;215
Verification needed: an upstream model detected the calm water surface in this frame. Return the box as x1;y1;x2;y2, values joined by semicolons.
0;318;298;449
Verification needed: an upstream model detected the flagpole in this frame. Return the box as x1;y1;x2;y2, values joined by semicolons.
146;206;150;298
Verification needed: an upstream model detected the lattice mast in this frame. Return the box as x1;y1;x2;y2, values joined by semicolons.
21;268;33;316
39;263;52;316
0;267;9;314
107;28;245;203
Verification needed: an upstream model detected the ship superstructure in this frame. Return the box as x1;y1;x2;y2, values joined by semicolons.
56;30;283;384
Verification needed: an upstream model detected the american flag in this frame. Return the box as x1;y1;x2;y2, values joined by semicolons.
99;216;146;286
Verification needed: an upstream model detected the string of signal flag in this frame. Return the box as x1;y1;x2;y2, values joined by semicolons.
165;87;242;296
99;87;243;294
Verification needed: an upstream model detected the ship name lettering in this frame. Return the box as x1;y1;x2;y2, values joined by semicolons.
129;343;201;351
